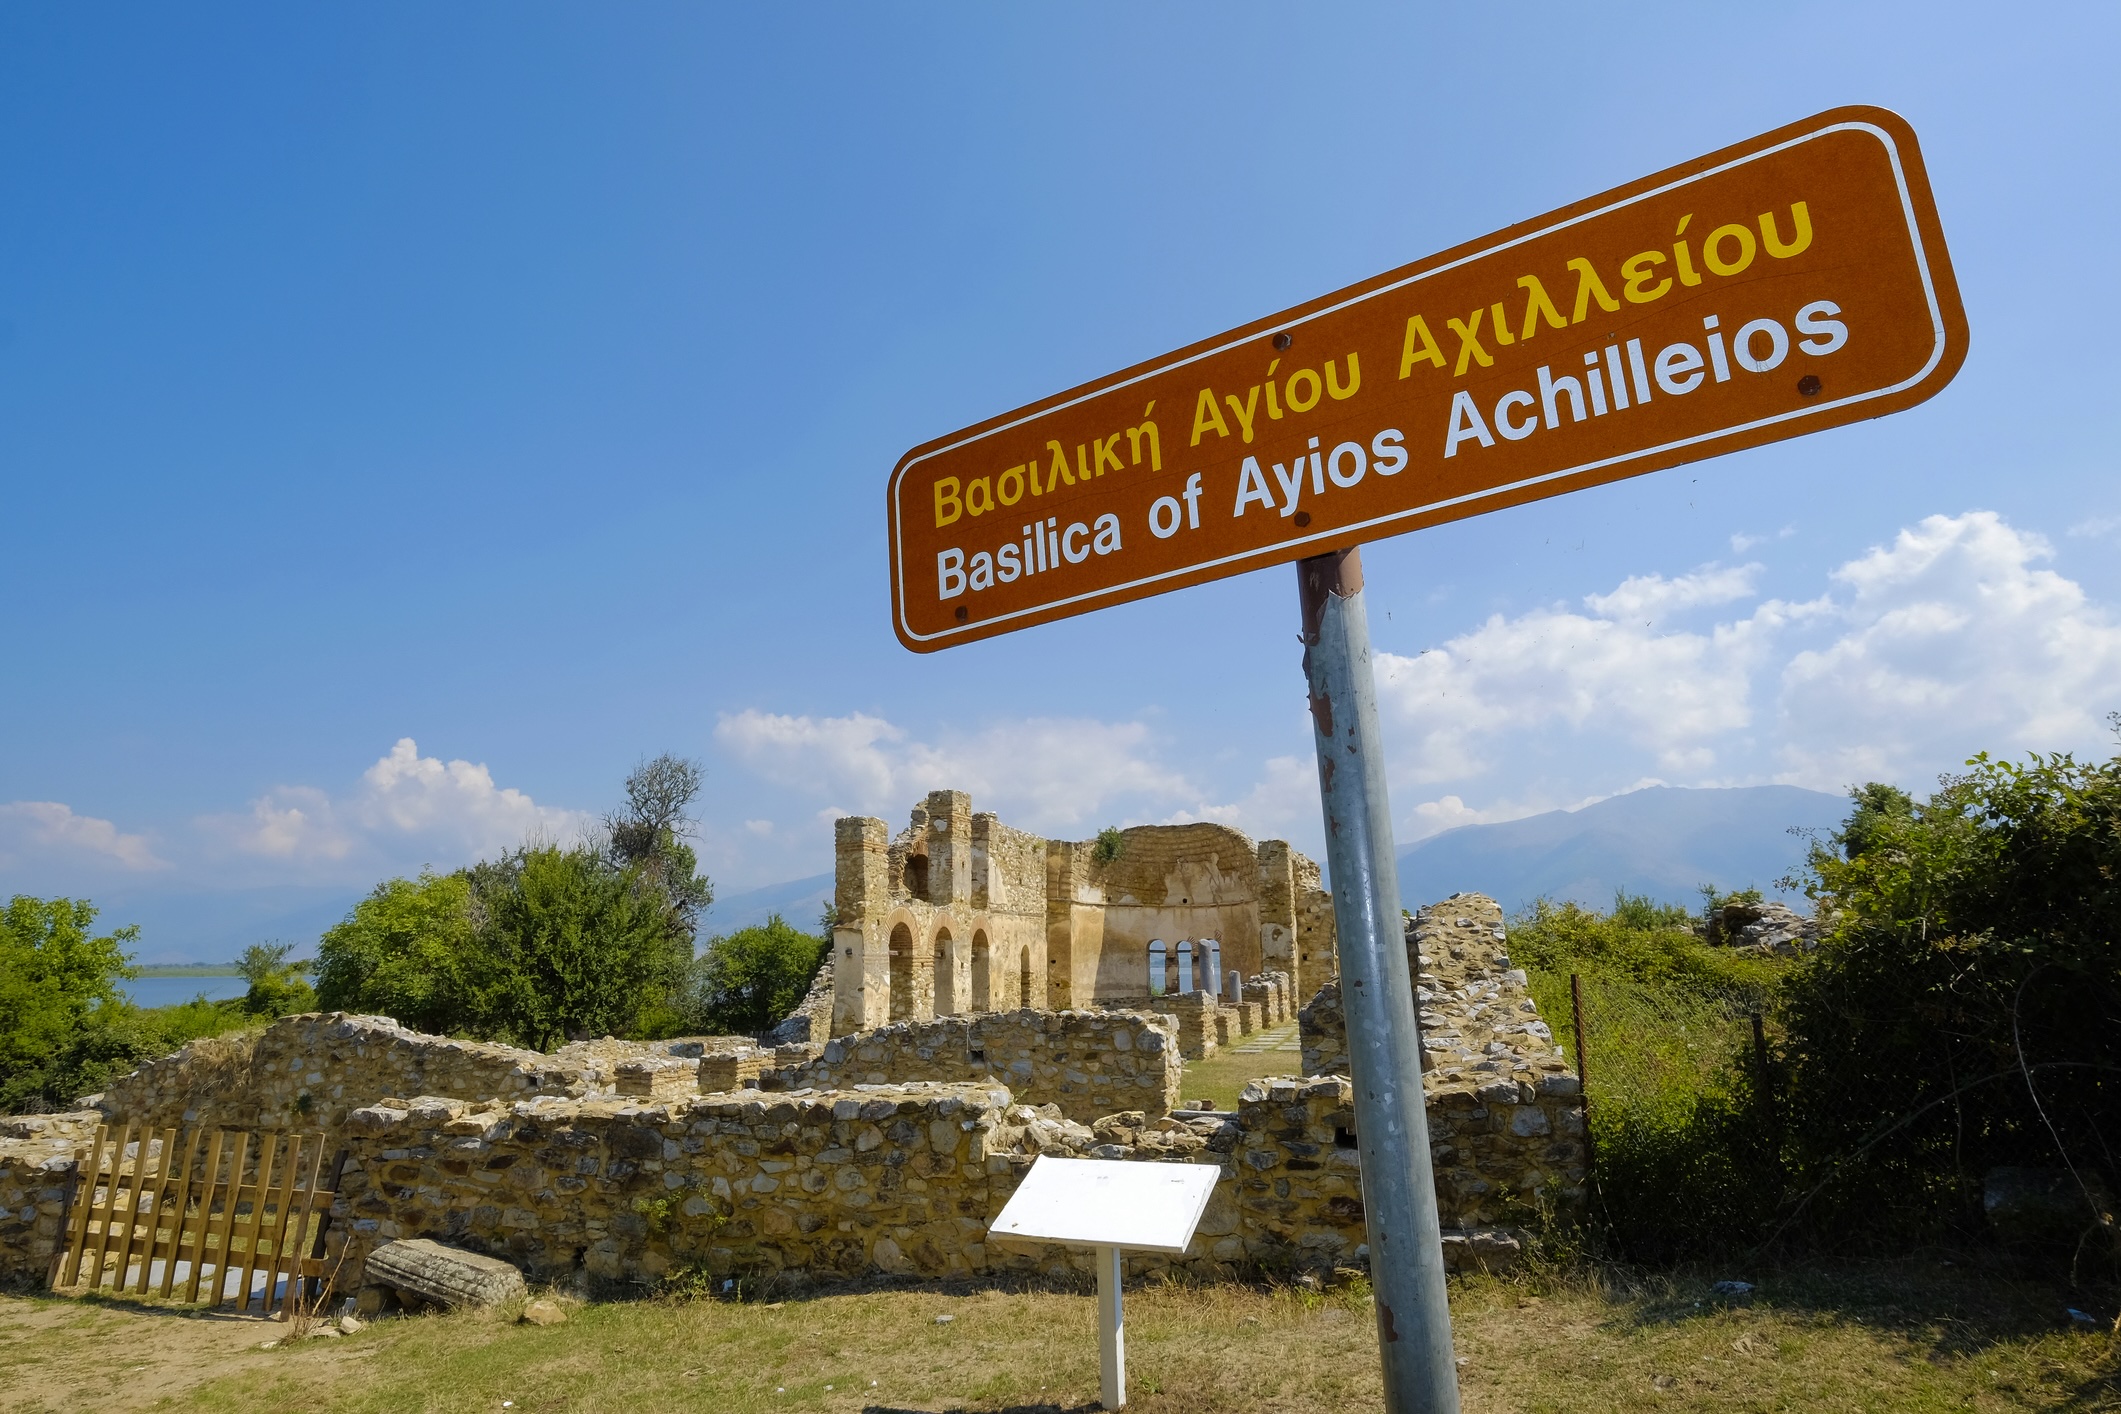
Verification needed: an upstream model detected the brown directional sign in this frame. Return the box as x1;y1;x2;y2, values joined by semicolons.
888;104;1966;653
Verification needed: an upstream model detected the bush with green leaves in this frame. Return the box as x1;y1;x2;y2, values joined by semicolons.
315;845;695;1049
0;897;137;1110
1524;732;2121;1262
0;896;262;1112
679;914;828;1036
235;942;316;1018
1777;741;2121;1246
313;756;713;1049
311;870;481;1037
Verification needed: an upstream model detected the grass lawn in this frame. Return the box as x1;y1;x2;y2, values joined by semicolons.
1177;1022;1306;1110
3;1260;2114;1412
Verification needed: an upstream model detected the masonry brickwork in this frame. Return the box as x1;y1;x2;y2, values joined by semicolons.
1299;892;1586;1224
89;1014;763;1150
4;888;1585;1294
829;791;1335;1037
318;1076;1528;1294
759;1009;1180;1125
0;1112;102;1288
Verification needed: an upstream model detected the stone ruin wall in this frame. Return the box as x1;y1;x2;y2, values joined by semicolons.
1300;893;1586;1223
833;791;1336;1036
2;888;1587;1291
758;1009;1182;1124
86;1014;768;1153
322;1075;1526;1296
91;1015;595;1144
830;800;1051;1035
0;1112;102;1288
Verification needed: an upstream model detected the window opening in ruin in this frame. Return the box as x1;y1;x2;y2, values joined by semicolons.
903;851;929;899
971;930;991;1011
1177;941;1193;994
1147;939;1166;997
888;922;915;1021
1019;946;1034;1010
934;929;955;1016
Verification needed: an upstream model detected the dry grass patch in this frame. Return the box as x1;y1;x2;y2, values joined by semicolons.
2;1260;2114;1412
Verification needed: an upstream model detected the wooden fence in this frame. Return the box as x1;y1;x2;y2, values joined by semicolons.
51;1124;345;1314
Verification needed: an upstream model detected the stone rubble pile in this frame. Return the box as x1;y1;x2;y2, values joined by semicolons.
1711;899;1825;956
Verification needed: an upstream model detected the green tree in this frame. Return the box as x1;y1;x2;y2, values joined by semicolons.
312;756;717;1049
472;843;693;1048
313;871;481;1036
235;942;316;1018
1840;781;1916;859
687;915;828;1035
1781;739;2121;1242
0;897;137;1111
605;754;713;943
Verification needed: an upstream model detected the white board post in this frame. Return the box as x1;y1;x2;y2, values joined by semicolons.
987;1155;1221;1412
1096;1244;1125;1409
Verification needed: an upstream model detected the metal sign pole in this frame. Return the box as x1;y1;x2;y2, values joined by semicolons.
1299;547;1461;1413
1096;1244;1126;1409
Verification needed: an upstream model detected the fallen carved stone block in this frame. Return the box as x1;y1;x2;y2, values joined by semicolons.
365;1237;527;1310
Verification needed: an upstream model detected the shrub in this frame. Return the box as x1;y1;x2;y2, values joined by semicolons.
236;942;316;1018
1777;746;2121;1245
681;915;828;1036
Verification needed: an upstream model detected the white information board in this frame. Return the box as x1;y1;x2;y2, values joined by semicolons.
988;1156;1220;1254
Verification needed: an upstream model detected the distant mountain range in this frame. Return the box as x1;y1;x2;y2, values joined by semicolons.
97;786;1843;962
702;872;834;939
1397;784;1849;916
96;884;366;965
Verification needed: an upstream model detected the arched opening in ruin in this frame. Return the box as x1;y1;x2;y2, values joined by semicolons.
970;930;991;1011
903;850;929;900
934;928;956;1016
1176;940;1194;994
888;922;914;1021
1018;946;1034;1010
1147;939;1166;996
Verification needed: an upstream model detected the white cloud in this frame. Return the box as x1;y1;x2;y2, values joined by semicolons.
1164;755;1318;841
1367;510;2121;820
1374;564;1802;782
208;738;589;867
1582;563;1761;625
2067;514;2121;541
1775;512;2121;784
743;819;774;837
706;511;2118;881
0;801;168;871
1730;525;1797;554
716;710;1196;834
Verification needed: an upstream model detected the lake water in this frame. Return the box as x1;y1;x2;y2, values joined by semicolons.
121;975;248;1007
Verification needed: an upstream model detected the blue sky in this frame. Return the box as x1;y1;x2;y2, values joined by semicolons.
3;5;2117;959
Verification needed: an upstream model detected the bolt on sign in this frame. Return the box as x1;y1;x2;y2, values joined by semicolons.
888;105;1967;652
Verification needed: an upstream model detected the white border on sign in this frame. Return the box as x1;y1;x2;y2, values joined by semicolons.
891;119;1949;645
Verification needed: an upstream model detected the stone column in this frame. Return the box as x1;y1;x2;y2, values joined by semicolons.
834;817;892;1035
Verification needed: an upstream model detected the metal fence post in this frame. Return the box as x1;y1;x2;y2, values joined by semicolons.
1750;1011;1784;1201
1571;973;1594;1181
1299;548;1460;1414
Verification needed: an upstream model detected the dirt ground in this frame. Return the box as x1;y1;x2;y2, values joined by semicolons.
4;1259;2115;1413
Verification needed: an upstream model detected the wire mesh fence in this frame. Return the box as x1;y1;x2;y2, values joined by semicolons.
1559;970;1785;1261
1559;966;2121;1271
